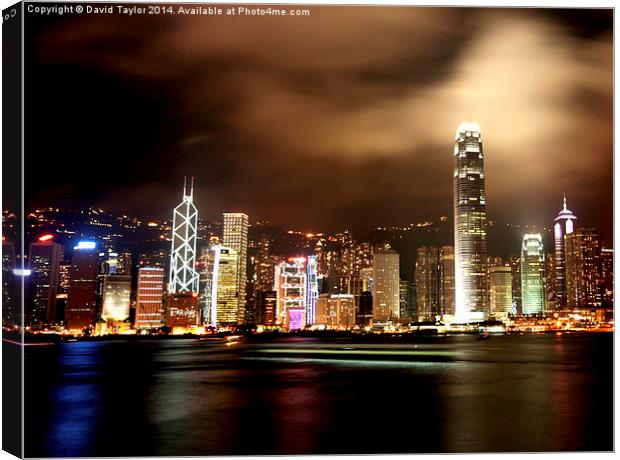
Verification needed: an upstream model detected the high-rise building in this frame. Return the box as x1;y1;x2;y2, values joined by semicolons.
521;234;545;315
210;246;241;326
275;258;307;330
599;248;613;308
453;122;488;322
2;240;17;327
66;241;100;331
489;266;513;315
306;255;319;325
509;255;522;314
28;234;62;326
553;196;577;309
357;291;373;326
545;253;556;311
135;267;165;328
256;290;277;326
169;178;199;293
315;294;356;328
439;246;455;317
222;213;249;324
565;228;601;309
399;280;415;320
415;246;439;320
372;245;400;321
100;274;131;323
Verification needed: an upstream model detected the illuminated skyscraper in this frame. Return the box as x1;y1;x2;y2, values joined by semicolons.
599;248;613;308
28;234;62;326
372;245;400;321
169;178;199;294
135;267;165;328
521;234;545;315
275;258;307;330
553;196;577;309
222;213;249;323
306;255;319;325
100;274;131;323
489;266;513;315
66;241;100;331
565;228;601;309
211;246;241;326
2;240;17;327
256;290;277;326
439;246;455;317
453;122;488;322
415;247;439;320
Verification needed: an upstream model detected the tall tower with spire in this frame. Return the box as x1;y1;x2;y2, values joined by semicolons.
169;177;199;293
553;195;577;310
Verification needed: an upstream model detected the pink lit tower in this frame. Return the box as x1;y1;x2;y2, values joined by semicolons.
553;195;577;310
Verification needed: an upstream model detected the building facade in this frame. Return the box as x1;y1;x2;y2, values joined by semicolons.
565;228;601;309
28;236;62;326
66;242;100;331
275;258;307;330
372;245;400;321
489;266;513;315
222;213;249;324
136;267;165;328
521;234;545;315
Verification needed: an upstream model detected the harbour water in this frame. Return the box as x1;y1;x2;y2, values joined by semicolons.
24;333;613;456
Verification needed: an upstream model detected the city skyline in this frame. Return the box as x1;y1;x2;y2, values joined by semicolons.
23;7;612;242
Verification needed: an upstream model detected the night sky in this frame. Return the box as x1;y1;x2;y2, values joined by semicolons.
24;5;613;246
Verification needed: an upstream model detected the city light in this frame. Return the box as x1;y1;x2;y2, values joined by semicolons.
38;234;54;242
74;241;96;249
13;269;32;276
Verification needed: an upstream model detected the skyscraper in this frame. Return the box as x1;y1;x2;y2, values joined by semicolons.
222;213;249;323
553;196;577;310
275;258;307;330
372;245;400;322
415;246;440;321
28;234;62;326
489;266;513;315
169;178;199;294
306;255;319;325
453;122;488;322
66;241;100;331
136;267;165;328
100;274;131;323
439;246;455;317
599;248;613;308
521;234;545;315
565;228;601;309
211;246;241;326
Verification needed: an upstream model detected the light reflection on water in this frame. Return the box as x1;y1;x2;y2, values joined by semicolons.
25;334;613;456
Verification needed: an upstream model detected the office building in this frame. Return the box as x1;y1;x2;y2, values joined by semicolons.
136;267;165;328
66;241;100;331
306;255;319;325
439;246;455;317
210;246;241;326
600;248;613;308
164;292;200;328
415;246;439;320
28;234;62;326
521;234;545;315
565;228;601;308
553;196;577;309
399;280;415;320
256;290;277;326
222;212;249;323
372;245;400;321
453;122;488;322
275;258;307;330
169;178;199;293
489;266;513;315
100;274;131;323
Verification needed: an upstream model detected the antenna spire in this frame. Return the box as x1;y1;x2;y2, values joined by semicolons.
190;176;195;198
183;176;187;196
563;194;567;211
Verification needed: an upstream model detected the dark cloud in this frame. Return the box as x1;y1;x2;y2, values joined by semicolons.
25;5;612;249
